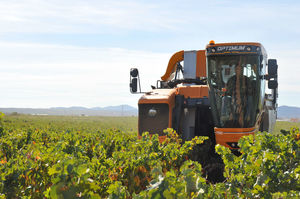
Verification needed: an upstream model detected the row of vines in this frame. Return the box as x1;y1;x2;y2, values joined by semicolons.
0;113;299;198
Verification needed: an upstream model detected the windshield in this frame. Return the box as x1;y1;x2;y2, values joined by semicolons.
207;55;261;128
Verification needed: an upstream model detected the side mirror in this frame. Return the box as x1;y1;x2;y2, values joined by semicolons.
130;68;140;93
268;80;278;89
130;68;139;78
267;59;278;90
268;59;278;76
130;78;138;92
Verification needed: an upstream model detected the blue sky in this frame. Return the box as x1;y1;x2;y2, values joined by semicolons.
0;0;299;108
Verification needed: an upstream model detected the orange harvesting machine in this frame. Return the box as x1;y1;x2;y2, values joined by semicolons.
130;41;278;150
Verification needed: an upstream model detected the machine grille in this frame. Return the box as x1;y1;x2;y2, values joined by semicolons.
138;103;169;136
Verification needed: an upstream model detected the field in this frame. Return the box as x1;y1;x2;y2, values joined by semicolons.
0;114;299;198
274;120;300;134
3;114;298;135
2;115;138;133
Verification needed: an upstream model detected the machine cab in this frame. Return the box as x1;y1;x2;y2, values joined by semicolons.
206;41;278;149
206;42;266;128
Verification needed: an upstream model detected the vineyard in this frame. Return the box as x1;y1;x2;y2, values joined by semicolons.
0;114;299;198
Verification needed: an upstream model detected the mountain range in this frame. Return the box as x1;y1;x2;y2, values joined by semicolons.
277;106;300;119
0;105;138;116
0;105;299;119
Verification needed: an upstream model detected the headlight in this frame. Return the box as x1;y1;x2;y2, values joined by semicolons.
148;108;157;117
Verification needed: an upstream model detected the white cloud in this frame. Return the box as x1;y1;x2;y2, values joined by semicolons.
0;0;182;33
0;40;299;107
0;41;170;107
0;0;299;35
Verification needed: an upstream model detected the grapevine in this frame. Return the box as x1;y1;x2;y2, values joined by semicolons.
0;114;299;198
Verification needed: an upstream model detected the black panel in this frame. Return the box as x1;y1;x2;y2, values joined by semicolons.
207;45;261;56
139;104;169;136
172;95;184;132
195;106;215;144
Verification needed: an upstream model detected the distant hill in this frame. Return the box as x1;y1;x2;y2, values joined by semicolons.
1;105;298;118
278;106;300;119
0;105;137;116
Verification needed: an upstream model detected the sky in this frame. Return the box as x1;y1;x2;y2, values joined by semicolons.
0;0;300;108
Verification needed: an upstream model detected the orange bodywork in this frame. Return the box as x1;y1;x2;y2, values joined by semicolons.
161;50;207;81
138;89;176;133
176;85;208;99
161;51;184;81
196;50;206;78
206;42;261;48
214;127;257;149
